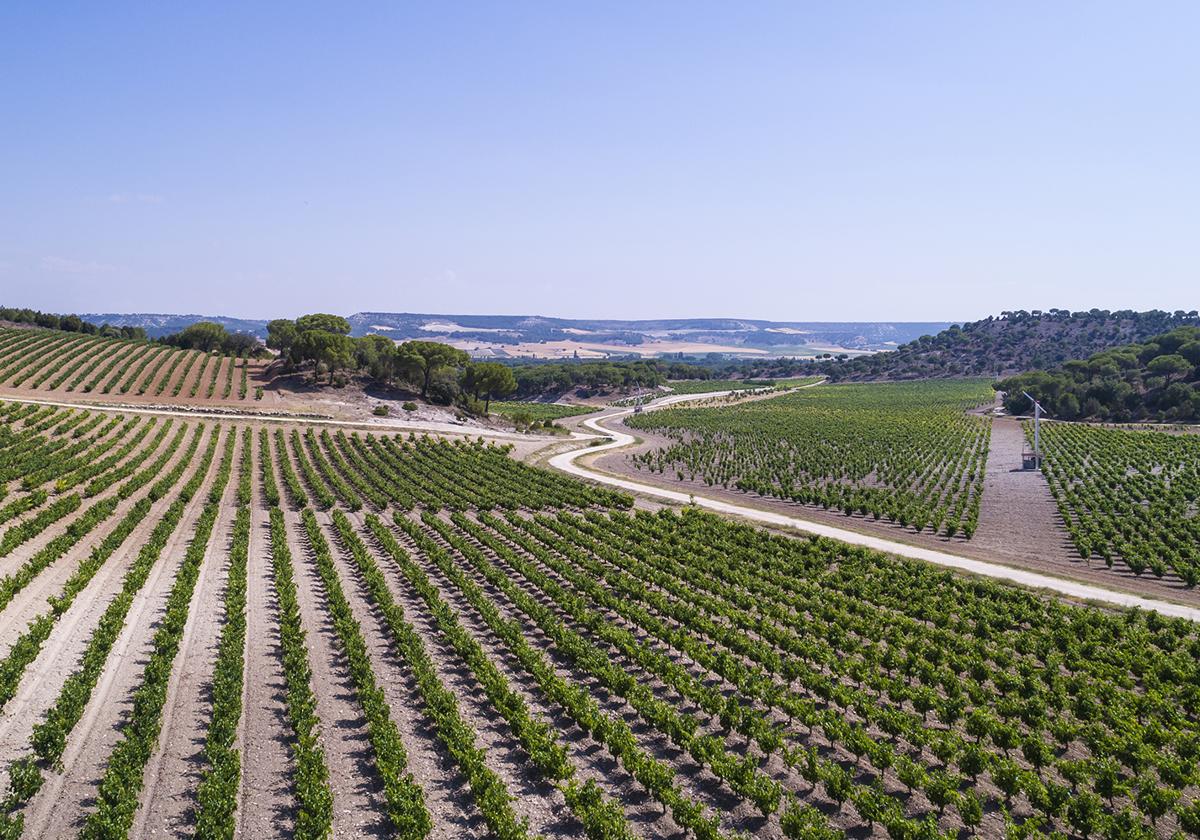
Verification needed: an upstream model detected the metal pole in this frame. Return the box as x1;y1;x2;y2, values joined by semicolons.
1021;391;1043;470
1033;401;1040;467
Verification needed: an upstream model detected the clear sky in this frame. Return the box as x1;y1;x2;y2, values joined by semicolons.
2;2;1197;322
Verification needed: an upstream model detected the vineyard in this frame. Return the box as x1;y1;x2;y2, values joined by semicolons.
490;402;598;422
626;380;994;538
1035;421;1200;586
0;327;257;402
0;395;1194;839
663;379;778;395
610;378;825;408
661;378;831;396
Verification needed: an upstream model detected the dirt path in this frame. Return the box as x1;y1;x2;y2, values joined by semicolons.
413;514;757;837
552;403;1200;621
0;412;151;580
0;425;201;782
1;357;554;425
134;431;243;838
971;415;1200;600
318;511;491;840
0;393;561;447
331;509;586;839
600;401;1200;610
21;426;222;837
237;436;297;840
284;502;391;838
970;416;1075;563
379;515;686;839
0;419;186;661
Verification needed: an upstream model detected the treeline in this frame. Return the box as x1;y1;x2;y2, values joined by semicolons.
157;321;264;357
263;314;767;408
266;314;519;408
0;306;146;341
811;309;1200;382
997;326;1200;422
505;358;789;397
509;360;664;397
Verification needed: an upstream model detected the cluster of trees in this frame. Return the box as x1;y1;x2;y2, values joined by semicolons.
267;314;359;382
510;358;811;398
997;326;1200;421
158;321;262;357
510;360;665;397
0;305;146;340
265;314;518;408
265;314;798;409
807;309;1200;382
3;304;806;407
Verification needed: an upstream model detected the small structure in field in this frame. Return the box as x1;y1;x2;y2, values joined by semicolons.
1021;391;1045;470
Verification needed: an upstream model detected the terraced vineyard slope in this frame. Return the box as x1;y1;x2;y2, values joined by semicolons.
0;326;258;402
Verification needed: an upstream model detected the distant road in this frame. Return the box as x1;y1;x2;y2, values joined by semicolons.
14;387;1198;620
550;387;1200;622
0;394;562;442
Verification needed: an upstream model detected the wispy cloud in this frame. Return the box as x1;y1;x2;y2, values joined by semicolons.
108;192;164;205
40;256;121;274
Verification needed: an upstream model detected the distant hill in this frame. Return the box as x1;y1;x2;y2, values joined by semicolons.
78;311;952;358
997;325;1200;422
348;312;951;356
818;309;1200;381
81;312;270;339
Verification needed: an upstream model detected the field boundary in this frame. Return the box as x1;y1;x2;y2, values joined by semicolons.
550;392;1200;622
0;394;565;443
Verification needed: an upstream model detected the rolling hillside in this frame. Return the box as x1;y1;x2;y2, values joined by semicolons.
75;311;951;357
819;309;1200;381
998;325;1200;421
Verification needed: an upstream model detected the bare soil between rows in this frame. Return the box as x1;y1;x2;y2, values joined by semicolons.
592;414;1200;609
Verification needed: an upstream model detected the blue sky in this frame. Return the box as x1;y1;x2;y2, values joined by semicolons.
1;2;1197;321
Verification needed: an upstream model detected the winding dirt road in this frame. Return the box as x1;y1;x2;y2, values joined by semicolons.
9;388;1199;622
0;394;566;444
549;392;1200;622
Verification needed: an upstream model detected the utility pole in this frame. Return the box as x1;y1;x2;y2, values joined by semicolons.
1022;391;1044;469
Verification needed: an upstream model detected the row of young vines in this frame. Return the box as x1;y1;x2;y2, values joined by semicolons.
0;391;1197;838
627;380;993;538
0;327;256;399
